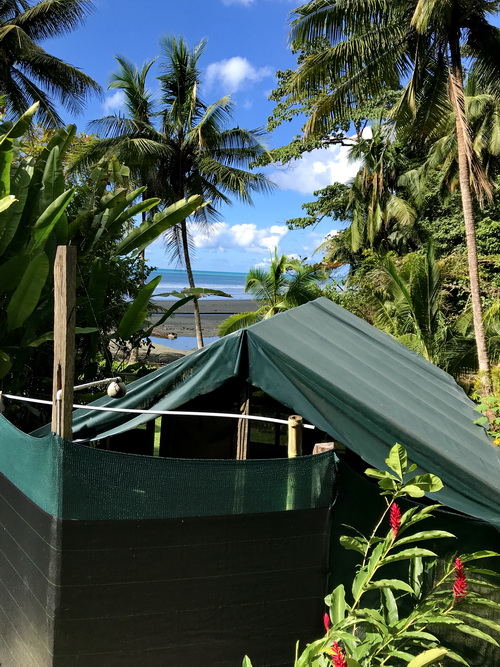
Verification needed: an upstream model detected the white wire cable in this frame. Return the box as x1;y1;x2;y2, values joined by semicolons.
1;393;316;429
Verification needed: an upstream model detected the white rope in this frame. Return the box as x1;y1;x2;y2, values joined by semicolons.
1;393;316;429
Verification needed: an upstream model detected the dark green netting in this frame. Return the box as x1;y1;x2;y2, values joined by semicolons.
0;415;336;519
33;298;500;528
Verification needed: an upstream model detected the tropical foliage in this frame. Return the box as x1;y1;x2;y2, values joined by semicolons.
244;444;500;666
0;104;203;424
74;36;273;347
218;252;325;336
0;0;100;125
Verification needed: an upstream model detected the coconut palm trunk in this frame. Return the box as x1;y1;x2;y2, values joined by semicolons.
180;219;204;348
448;38;492;394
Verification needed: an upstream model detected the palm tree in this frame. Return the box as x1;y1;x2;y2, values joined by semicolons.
218;252;325;336
0;0;101;125
76;36;273;348
289;0;500;393
346;123;417;253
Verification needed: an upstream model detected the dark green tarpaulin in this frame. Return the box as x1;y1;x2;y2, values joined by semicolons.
35;297;500;527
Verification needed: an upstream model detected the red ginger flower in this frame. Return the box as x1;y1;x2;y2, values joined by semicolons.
329;641;348;667
390;503;401;538
323;612;331;633
453;557;467;602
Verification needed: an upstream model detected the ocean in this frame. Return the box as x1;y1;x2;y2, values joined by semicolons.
149;268;251;300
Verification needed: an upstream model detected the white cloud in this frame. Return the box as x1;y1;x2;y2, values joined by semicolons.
191;222;288;254
269;144;360;195
205;57;274;93
102;90;125;113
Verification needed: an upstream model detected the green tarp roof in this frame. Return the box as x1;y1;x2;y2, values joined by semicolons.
39;297;500;527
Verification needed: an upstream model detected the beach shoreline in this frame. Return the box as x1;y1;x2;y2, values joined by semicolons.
150;299;257;338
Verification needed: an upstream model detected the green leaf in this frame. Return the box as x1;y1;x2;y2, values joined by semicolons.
386;443;407;478
340;536;366;555
6;252;49;330
401;630;439;642
453;609;500;634
0;102;38;141
395;530;455;547
366;579;414;593
329;584;347;625
407;648;449;666
31;189;74;251
242;657;252;667
400;484;426;497
365;468;399;481
382;548;437;565
0;254;31;293
116;195;204;255
116;276;161;339
381;587;399;625
460;551;499;563
0;349;11;378
406;474;443;493
453;623;499;647
24;327;98;348
410;556;424;599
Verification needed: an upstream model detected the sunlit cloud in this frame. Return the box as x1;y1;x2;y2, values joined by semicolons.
102;90;125;113
206;56;274;93
269;145;360;195
191;222;288;254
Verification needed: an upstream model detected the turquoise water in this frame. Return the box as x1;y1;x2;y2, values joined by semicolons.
149;268;249;300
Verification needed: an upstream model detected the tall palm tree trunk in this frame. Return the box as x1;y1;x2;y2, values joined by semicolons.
180;219;204;348
448;40;492;394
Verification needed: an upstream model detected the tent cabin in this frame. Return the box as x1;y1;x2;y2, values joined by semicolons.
1;297;500;666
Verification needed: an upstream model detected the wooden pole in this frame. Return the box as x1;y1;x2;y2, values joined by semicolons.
236;385;250;460
287;415;303;458
51;246;76;440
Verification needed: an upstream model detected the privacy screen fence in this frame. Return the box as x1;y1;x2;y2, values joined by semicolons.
0;415;336;667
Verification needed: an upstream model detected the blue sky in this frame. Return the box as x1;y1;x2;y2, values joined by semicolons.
45;0;359;272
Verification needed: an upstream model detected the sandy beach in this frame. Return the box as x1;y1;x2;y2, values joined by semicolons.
136;299;258;364
150;299;258;338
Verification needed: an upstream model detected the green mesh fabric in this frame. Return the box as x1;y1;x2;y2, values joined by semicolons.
0;416;336;519
61;445;336;520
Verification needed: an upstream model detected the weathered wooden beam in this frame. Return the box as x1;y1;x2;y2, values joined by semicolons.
236;385;250;460
287;415;303;458
51;246;76;440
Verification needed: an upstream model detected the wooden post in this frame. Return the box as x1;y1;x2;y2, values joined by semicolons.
287;415;303;458
286;415;303;511
236;386;250;460
51;246;76;440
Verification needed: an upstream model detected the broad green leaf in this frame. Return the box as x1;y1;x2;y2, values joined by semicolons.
346;659;362;667
340;536;366;555
444;650;469;665
382;548;437;565
0;349;11;378
31;189;74;251
395;530;455;547
453;609;500;634
330;584;347;625
0;159;33;255
242;657;252;667
6;252;49;330
388;650;417;661
116;195;204;255
460;551;499;563
87;257;108;319
407;474;443;493
401;630;439;642
381;587;399;625
39;145;64;217
366;579;414;593
407;648;449;666
386;443;407;478
0;102;38;142
0;254;31;293
365;468;399;481
0;194;15;213
116;276;161;339
400;484;426;497
453;622;499;646
409;555;424;599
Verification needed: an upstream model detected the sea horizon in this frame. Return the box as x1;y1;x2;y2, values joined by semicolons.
149;268;251;300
